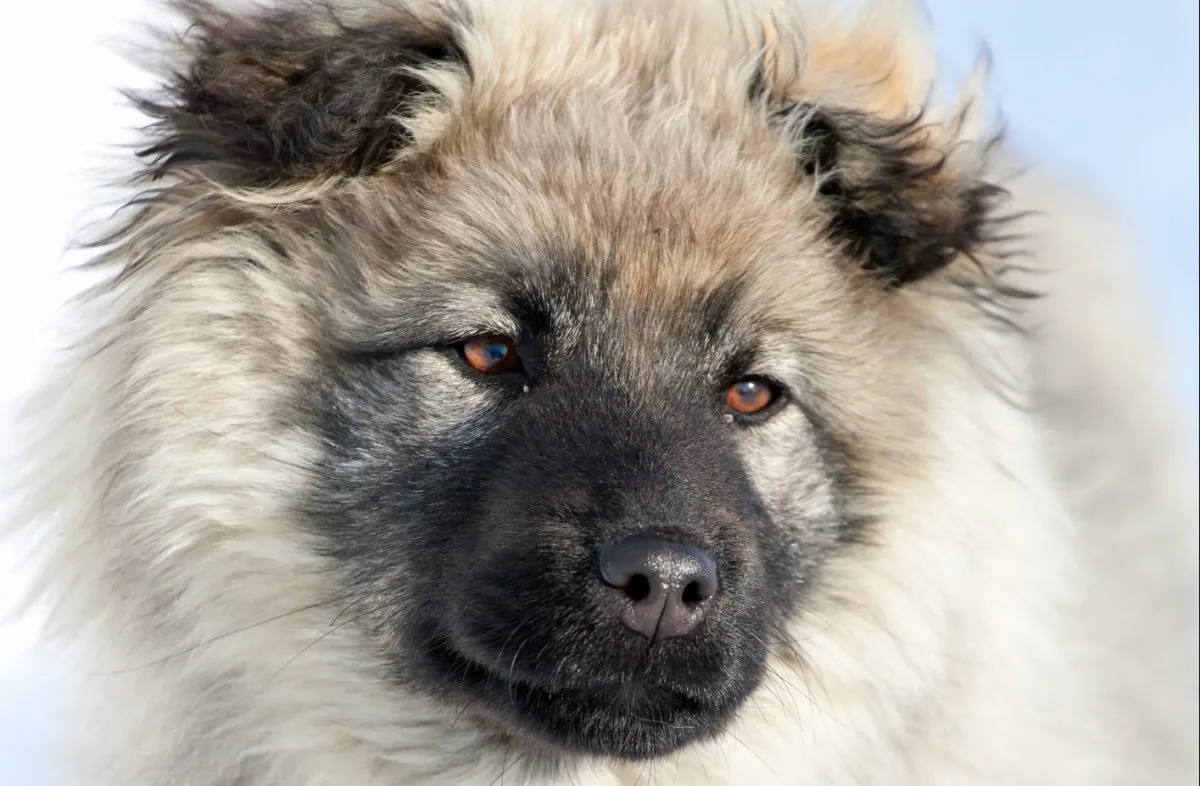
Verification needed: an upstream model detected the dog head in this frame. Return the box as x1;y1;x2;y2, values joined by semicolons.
35;0;1016;766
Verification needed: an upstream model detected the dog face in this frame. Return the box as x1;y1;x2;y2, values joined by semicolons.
300;129;869;756
304;197;850;757
50;0;1008;766
311;269;799;756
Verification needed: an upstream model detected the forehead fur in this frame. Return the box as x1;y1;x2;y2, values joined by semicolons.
451;0;937;120
137;0;983;182
348;0;964;177
129;0;997;289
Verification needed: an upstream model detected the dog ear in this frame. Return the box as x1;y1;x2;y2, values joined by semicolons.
750;11;1006;288
133;0;467;187
774;101;1006;287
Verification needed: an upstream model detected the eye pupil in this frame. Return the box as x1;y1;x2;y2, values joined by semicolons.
725;378;777;415
462;335;520;374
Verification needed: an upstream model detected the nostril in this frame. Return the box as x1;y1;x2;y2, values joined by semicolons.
597;534;720;640
624;573;652;602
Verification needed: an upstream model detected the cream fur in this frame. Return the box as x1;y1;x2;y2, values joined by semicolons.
6;1;1197;784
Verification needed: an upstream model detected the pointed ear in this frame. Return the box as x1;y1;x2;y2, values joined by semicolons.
133;0;468;186
783;102;1006;286
752;7;1006;288
782;100;1008;285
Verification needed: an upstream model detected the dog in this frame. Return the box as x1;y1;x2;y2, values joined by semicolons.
7;0;1197;783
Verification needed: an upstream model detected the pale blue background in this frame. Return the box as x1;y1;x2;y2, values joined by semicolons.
0;3;1195;785
924;0;1199;442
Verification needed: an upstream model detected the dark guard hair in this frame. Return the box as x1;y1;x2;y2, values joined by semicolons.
781;106;1010;286
131;0;469;186
745;44;1012;288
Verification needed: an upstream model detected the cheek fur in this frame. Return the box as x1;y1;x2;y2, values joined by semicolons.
737;408;841;526
324;350;505;451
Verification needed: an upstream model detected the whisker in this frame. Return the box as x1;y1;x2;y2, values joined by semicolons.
450;696;481;732
90;594;357;675
488;745;532;786
256;613;374;695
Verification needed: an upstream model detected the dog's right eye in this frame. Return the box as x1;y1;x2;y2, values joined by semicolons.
460;335;522;374
724;377;782;416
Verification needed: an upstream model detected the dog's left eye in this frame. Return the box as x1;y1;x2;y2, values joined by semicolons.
725;377;780;415
460;334;522;374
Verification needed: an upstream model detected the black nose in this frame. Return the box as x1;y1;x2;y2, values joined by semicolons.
598;535;719;640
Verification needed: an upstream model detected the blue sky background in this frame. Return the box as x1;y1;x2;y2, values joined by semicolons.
0;2;1195;784
922;0;1199;441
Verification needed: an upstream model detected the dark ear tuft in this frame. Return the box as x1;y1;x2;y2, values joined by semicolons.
780;103;1006;287
133;0;467;186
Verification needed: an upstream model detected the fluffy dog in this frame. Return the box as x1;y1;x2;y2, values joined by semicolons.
8;0;1197;784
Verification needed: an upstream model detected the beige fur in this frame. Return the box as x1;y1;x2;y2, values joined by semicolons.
7;1;1197;784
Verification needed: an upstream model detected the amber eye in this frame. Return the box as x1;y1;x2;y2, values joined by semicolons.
461;334;521;374
724;378;778;415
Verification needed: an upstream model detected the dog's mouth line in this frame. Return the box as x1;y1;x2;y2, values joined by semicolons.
420;634;727;761
427;633;556;696
424;632;708;713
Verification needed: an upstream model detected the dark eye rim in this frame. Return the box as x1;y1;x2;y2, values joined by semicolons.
722;375;788;422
